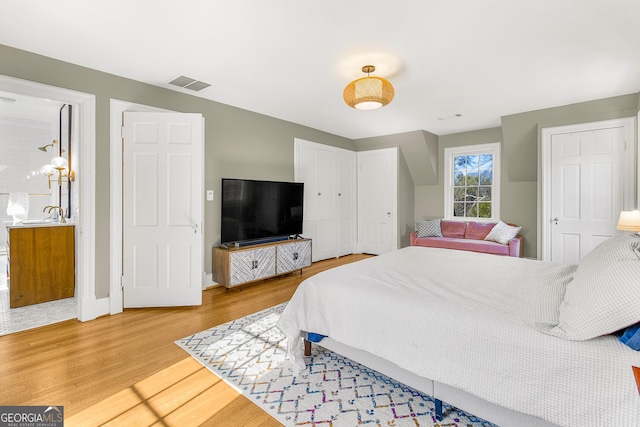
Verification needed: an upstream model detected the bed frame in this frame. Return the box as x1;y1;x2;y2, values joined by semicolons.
304;337;557;427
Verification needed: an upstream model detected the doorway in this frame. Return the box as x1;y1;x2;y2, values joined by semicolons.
109;100;205;313
0;74;96;331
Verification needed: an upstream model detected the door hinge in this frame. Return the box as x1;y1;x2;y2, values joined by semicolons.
121;275;124;289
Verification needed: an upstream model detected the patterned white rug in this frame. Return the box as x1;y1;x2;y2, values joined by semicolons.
176;303;497;427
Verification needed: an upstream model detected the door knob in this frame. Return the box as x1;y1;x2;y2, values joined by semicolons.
191;223;199;233
553;217;559;225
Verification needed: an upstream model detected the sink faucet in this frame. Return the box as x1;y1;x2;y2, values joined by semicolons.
44;205;66;223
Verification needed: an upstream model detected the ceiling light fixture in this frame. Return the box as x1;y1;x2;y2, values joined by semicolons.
343;65;395;110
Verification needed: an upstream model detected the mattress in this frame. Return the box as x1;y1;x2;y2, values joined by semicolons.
277;246;640;426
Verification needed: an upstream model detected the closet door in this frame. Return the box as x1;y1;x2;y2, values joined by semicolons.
297;142;319;250
337;151;356;256
295;138;356;262
357;147;398;255
315;149;338;261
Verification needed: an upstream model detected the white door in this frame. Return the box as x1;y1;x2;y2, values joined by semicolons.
549;126;626;263
297;141;322;260
122;112;203;307
315;148;338;260
337;151;356;257
358;148;397;255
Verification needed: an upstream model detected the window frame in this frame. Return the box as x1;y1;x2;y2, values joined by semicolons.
443;142;501;222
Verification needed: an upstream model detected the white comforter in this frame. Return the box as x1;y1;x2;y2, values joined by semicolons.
277;246;640;427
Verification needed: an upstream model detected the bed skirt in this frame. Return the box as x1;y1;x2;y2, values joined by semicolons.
311;336;557;427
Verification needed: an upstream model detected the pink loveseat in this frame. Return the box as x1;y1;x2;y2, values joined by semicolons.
410;220;523;257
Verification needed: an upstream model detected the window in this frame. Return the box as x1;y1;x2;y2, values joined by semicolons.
444;142;501;221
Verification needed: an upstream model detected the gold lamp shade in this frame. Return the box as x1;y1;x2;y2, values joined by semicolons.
343;65;395;110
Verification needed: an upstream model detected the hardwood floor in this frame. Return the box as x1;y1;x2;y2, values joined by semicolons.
0;254;371;426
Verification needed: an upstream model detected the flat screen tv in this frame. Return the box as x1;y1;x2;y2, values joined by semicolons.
221;178;304;245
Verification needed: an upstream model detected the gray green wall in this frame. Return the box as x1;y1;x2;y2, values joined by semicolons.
2;43;638;297
0;44;354;299
413;127;540;255
397;147;415;248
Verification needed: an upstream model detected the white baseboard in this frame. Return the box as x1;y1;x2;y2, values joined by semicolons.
202;272;219;290
78;296;110;322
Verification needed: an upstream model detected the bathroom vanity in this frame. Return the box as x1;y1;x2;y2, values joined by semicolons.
5;222;75;308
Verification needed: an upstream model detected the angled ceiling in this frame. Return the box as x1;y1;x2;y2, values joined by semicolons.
1;0;639;140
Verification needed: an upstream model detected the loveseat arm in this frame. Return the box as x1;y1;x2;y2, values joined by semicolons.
509;235;524;258
410;231;418;246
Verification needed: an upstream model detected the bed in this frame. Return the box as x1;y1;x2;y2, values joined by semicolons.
277;234;640;426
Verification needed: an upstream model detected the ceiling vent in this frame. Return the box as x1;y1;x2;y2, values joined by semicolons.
437;113;462;121
168;76;211;92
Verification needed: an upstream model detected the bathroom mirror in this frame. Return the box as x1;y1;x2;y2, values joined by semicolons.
58;104;72;218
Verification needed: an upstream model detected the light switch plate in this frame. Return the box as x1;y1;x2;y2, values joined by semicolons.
206;190;214;201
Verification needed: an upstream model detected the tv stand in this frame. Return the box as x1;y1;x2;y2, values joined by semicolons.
213;238;312;288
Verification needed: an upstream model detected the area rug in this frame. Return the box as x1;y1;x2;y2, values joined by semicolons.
175;303;497;426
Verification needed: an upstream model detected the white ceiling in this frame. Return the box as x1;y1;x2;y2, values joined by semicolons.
0;90;63;122
1;0;639;139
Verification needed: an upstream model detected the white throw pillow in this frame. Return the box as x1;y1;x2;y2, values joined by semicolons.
538;233;640;340
484;220;521;245
416;219;442;238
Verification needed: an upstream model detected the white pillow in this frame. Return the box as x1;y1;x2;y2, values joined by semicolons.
484;220;521;245
416;219;442;238
538;233;640;340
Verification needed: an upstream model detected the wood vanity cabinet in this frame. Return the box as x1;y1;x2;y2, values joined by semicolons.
6;225;75;308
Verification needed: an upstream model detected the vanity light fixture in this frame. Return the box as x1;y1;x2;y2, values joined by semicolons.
41;155;75;189
343;65;395;110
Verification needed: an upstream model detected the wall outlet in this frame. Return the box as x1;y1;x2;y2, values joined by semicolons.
206;190;214;201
